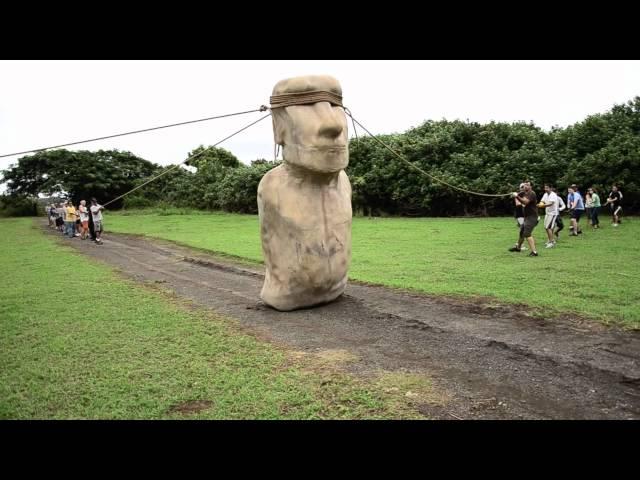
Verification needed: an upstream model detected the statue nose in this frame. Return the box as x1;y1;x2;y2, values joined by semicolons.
315;102;344;139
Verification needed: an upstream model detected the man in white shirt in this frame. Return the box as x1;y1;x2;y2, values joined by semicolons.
539;184;559;248
90;197;105;245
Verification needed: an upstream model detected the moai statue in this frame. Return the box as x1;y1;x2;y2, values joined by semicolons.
257;75;352;311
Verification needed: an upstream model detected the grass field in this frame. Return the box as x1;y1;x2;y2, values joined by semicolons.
107;209;640;328
0;218;432;419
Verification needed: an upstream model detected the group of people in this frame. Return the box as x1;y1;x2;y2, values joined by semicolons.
47;198;105;245
509;182;623;257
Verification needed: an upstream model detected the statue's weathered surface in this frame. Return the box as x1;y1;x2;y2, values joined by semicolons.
258;75;352;311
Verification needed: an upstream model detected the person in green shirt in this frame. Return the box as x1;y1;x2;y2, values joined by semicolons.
588;187;601;229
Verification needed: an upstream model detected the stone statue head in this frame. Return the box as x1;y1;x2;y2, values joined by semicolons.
271;75;348;174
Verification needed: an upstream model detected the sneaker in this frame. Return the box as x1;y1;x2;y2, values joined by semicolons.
613;224;619;227
508;246;521;252
545;242;555;248
529;251;539;257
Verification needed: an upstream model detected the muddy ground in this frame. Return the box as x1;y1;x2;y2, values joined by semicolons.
44;224;640;419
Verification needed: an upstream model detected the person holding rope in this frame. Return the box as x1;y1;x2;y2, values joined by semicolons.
553;187;567;240
539;183;559;248
514;183;526;228
78;200;90;239
48;204;57;228
509;181;539;257
605;184;623;227
55;203;65;232
567;185;585;236
64;200;78;238
588;187;601;229
90;198;105;245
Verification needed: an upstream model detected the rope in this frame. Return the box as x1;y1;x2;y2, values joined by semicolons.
270;90;342;109
345;110;512;198
0;106;270;159
102;112;272;207
344;107;359;146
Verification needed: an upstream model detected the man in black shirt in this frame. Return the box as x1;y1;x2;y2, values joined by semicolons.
605;184;623;227
508;181;539;257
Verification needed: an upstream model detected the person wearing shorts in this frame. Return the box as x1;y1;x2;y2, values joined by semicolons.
509;181;539;257
553;189;566;240
605;185;623;226
567;185;584;236
75;210;82;236
48;204;57;228
90;198;105;244
514;182;525;228
78;200;90;239
56;203;65;232
539;184;559;248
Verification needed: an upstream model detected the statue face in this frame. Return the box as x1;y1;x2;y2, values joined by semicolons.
271;75;348;174
273;102;348;174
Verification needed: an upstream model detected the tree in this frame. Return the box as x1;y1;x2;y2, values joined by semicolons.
1;149;157;208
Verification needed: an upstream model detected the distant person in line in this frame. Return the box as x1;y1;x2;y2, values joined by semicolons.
88;207;96;241
588;187;601;229
553;188;567;240
567;185;584;236
78;200;90;240
56;203;66;232
539;184;559;248
514;182;526;228
605;184;623;227
513;182;529;250
584;189;593;227
512;182;528;250
90;198;105;245
64;201;76;238
509;181;539;257
74;204;82;236
48;204;57;228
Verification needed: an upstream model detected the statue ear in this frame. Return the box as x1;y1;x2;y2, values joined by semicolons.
272;110;285;146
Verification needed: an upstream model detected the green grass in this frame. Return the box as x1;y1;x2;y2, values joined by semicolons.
0;218;427;419
108;211;640;328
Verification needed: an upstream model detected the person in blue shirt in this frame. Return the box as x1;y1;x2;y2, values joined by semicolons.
567;184;585;236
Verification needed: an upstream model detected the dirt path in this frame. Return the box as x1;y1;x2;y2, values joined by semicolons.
45;224;640;419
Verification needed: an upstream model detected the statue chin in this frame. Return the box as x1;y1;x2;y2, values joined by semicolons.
284;145;348;174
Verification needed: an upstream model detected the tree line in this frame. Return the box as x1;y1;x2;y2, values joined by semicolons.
2;96;638;217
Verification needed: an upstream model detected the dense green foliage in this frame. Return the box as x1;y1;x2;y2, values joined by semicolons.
0;194;38;217
3;97;638;216
349;97;640;215
1;149;156;209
